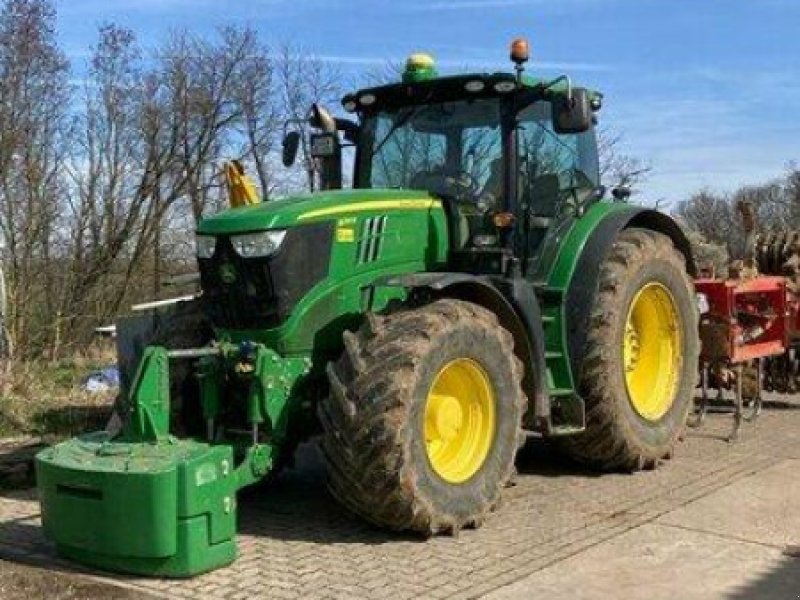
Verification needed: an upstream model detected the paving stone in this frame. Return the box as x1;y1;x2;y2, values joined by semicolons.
485;522;800;600
2;397;800;599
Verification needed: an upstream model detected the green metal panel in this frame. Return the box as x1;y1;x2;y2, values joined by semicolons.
123;346;171;442
534;201;640;432
545;202;635;289
55;516;236;578
37;434;178;558
196;188;439;234
212;192;449;357
353;70;602;106
176;444;238;546
36;339;317;576
36;434;237;576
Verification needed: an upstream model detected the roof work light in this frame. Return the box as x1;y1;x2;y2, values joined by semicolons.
510;38;530;64
510;37;530;82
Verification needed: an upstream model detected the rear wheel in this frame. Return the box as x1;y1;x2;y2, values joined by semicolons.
319;299;526;534
559;228;699;470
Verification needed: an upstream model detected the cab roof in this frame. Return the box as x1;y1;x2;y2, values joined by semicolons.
343;72;602;114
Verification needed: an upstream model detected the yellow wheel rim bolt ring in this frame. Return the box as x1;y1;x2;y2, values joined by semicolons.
623;282;682;421
424;358;496;483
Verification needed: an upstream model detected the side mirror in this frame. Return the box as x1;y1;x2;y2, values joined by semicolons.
282;131;300;167
611;185;632;202
552;88;592;134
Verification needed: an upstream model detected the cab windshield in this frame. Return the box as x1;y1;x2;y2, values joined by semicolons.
358;98;504;204
356;95;600;248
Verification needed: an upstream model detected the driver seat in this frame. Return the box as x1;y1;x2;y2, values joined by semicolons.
409;165;445;191
527;173;561;228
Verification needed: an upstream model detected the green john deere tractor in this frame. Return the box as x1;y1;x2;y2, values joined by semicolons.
36;41;699;577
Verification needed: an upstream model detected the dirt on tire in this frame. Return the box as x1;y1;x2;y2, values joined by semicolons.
319;299;527;535
558;227;700;471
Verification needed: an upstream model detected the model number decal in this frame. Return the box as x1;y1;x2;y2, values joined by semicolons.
336;227;355;242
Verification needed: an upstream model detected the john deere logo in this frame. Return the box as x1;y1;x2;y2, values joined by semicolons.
219;263;237;284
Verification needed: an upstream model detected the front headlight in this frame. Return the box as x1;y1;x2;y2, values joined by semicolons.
231;230;287;258
196;234;216;259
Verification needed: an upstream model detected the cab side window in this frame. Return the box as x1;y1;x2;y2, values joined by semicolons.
370;115;447;189
517;102;599;220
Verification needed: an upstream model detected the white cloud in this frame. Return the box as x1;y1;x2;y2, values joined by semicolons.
605;83;800;205
60;0;228;11
412;0;543;9
316;55;392;66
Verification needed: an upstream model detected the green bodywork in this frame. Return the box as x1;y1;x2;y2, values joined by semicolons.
201;188;448;354
36;62;677;577
38;435;237;577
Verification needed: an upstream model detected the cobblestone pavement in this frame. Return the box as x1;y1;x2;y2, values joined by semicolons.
3;396;800;599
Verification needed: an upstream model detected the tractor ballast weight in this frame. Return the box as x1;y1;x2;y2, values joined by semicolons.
38;343;311;576
37;42;700;576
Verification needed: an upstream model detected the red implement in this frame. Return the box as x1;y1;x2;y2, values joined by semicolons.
691;275;798;441
695;276;788;363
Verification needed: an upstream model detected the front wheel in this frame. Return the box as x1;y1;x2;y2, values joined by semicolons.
558;228;699;471
319;299;527;534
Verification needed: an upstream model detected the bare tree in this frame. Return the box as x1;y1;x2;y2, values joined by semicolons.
0;0;69;357
61;24;147;328
274;44;341;193
597;126;651;193
54;25;255;350
674;165;800;268
231;32;279;200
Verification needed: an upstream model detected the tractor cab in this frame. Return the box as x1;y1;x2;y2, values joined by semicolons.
286;42;604;275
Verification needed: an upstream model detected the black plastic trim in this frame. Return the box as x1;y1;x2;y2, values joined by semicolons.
198;222;333;330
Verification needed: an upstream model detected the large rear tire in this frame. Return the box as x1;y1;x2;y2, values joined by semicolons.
559;228;699;471
319;299;526;534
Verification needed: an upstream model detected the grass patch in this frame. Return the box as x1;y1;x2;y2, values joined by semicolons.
0;348;117;439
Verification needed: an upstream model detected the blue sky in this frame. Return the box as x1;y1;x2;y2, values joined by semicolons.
55;0;800;205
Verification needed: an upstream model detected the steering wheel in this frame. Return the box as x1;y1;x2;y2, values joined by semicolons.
411;168;485;211
437;170;482;206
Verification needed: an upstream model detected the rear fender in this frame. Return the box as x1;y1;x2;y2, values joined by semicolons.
552;205;695;381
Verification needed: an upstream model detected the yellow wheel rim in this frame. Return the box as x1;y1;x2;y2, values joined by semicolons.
424;358;496;484
623;282;682;421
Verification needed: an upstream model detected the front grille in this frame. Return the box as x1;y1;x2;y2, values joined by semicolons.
356;215;387;264
198;222;333;330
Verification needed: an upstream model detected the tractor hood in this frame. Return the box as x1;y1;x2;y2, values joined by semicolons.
197;188;438;235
